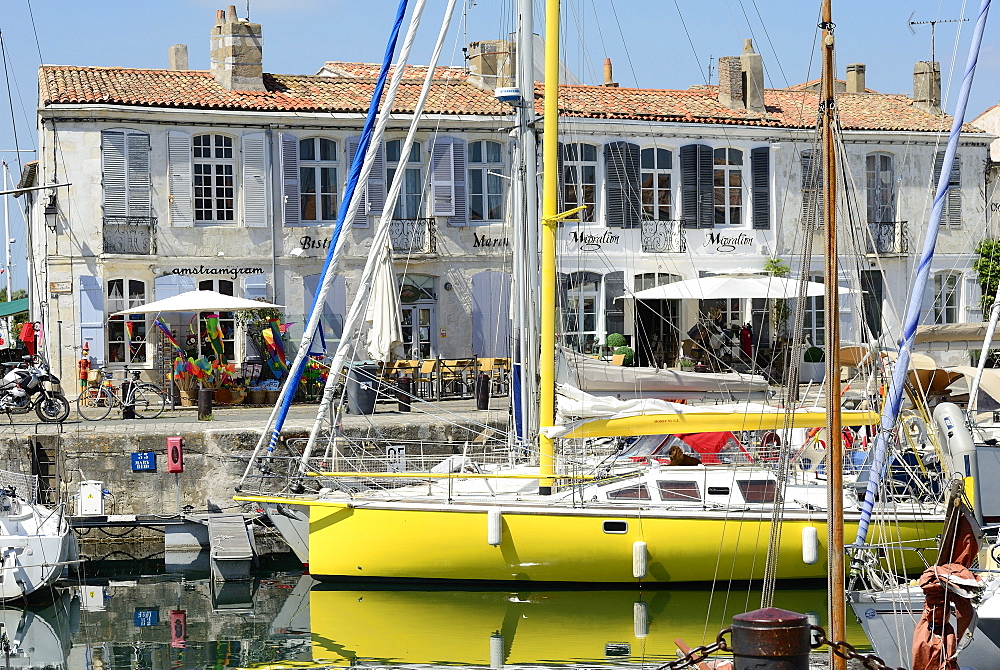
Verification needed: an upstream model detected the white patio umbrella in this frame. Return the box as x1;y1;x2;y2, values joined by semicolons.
364;244;404;363
113;290;282;315
624;276;851;301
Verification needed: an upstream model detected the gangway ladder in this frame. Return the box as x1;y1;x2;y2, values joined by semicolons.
207;514;255;582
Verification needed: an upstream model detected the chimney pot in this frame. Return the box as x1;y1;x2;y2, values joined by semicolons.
168;44;189;71
603;57;618;87
846;63;866;94
227;5;238;21
215;9;225;24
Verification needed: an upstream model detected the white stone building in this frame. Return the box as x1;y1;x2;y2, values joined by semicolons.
18;7;993;387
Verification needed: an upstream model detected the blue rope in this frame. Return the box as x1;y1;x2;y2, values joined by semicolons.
854;0;991;547
265;0;409;454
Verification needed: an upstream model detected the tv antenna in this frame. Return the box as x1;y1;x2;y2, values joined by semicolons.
907;12;969;63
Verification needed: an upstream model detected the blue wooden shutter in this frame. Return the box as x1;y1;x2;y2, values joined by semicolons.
101;131;127;219
450;139;467;226
604;271;625;335
696;144;713;228
126;131;151;218
604;142;641;229
431;138;456;216
79;276;106;366
471;271;511;357
280;132;300;227
934;151;962;227
154;274;194;300
242;133;268;228
243;273;268;300
751;146;770;230
346;137;368;226
167;131;193;227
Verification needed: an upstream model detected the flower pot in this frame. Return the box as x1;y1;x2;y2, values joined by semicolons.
179;389;198;407
264;390;280;405
247;390;266;405
214;388;245;405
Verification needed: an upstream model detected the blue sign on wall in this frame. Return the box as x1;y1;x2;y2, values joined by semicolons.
133;608;160;627
131;452;156;472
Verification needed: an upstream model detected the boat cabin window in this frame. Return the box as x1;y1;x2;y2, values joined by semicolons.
603;520;628;534
656;481;700;502
737;480;777;503
607;484;650;500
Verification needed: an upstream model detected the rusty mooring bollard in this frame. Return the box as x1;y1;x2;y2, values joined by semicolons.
731;608;811;670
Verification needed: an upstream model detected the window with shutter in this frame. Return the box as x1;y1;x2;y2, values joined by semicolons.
800;151;824;228
604;142;641;229
193;134;236;223
933;152;962;228
387;139;423;219
713;148;744;226
242;133;268;228
562;143;598;223
680;144;713;229
299;137;339;223
280;133;301;227
751;146;769;230
866;152;895;223
168;131;193;227
467;139;504;224
640;147;673;221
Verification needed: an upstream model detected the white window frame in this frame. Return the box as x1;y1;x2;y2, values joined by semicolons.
563;143;598;223
193;133;236;224
803;273;825;346
713;147;744;226
106;278;150;367
640;147;674;221
564;274;601;354
467;139;505;224
299;137;339;224
866;152;896;223
386;139;423;219
934;272;960;325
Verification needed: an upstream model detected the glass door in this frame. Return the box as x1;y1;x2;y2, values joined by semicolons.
401;305;434;359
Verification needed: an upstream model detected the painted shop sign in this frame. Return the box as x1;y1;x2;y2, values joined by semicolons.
165;266;265;279
703;232;755;252
473;233;511;249
569;230;621;252
298;235;332;251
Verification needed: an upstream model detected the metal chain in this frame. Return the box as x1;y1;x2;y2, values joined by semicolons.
656;629;730;670
812;625;906;670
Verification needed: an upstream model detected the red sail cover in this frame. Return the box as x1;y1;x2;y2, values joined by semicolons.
911;501;983;670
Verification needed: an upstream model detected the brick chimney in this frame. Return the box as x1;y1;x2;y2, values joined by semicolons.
845;63;865;93
913;61;941;114
168;44;189;71
467;40;515;92
718;56;743;110
740;39;764;114
210;5;266;92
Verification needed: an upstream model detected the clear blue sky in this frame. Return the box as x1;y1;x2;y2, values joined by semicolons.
1;0;997;290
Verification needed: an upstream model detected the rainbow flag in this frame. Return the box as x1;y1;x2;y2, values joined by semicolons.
154;318;185;355
263;318;288;375
204;314;226;363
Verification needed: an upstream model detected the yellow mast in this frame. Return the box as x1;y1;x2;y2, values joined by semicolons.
820;0;846;666
538;0;560;495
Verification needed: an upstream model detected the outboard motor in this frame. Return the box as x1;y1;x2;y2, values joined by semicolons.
933;402;982;523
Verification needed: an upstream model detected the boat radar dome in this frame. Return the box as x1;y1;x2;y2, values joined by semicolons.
494;87;522;104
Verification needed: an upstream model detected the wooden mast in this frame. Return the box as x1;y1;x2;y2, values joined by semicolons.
820;0;846;666
538;0;560;494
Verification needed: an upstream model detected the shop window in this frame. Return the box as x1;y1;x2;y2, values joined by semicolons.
563;273;601;355
107;279;148;365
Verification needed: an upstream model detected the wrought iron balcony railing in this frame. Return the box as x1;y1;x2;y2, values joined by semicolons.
865;220;907;255
640;219;686;253
103;216;156;255
390;217;435;254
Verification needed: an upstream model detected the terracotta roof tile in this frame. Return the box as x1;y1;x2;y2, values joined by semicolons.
40;64;980;134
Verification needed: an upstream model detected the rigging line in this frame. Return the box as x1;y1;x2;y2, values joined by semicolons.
748;0;792;89
24;0;43;62
671;0;708;84
0;32;23;173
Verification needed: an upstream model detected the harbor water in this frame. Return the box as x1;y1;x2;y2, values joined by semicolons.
18;566;871;669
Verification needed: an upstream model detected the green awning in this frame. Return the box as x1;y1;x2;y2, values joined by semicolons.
0;299;29;319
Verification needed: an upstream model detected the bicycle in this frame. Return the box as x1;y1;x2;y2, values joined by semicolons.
77;368;168;421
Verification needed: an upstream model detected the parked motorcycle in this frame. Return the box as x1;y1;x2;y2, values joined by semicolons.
0;357;70;423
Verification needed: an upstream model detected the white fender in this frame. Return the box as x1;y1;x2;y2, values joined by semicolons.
487;508;502;546
489;634;504;669
633;601;649;639
933;402;982;521
802;526;819;565
632;540;648;579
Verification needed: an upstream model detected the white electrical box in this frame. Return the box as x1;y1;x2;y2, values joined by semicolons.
82;585;106;612
77;480;105;516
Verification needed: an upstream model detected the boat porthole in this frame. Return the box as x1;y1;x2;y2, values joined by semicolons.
603;520;628;534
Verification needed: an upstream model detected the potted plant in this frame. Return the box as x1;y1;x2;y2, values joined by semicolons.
800;345;825;383
613;345;635;366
